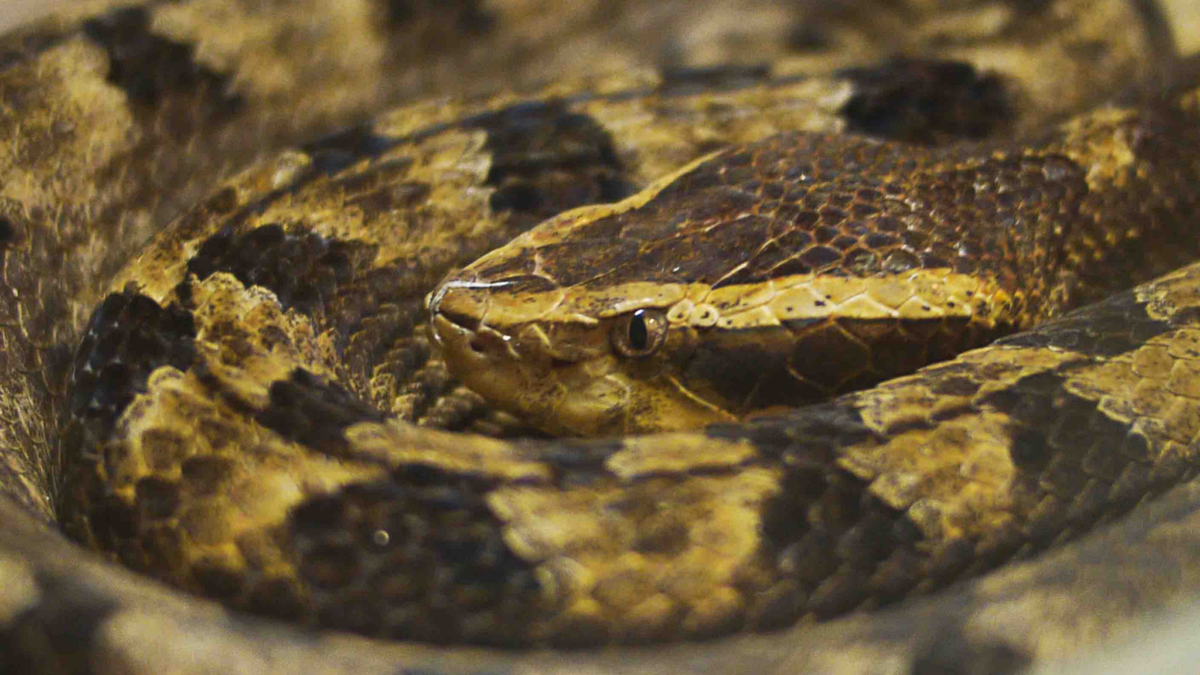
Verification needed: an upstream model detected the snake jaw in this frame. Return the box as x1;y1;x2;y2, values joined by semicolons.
431;279;623;431
430;308;628;435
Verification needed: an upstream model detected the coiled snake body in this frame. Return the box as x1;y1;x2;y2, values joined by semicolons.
3;0;1200;673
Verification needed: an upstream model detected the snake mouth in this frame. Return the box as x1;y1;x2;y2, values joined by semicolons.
433;312;583;372
437;307;480;334
431;312;506;364
435;308;497;356
430;293;632;435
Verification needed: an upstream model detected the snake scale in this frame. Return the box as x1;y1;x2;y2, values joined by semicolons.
3;0;1200;673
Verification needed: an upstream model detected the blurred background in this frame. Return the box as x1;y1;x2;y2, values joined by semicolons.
1;0;55;32
3;0;1198;52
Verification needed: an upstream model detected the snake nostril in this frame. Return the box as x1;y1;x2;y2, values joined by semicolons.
469;338;487;353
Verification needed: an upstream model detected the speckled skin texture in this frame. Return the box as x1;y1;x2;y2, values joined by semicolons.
3;1;1200;674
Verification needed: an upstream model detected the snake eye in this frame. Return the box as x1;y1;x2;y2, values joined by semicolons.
611;308;668;358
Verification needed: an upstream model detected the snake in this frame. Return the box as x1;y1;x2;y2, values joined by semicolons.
3;0;1200;673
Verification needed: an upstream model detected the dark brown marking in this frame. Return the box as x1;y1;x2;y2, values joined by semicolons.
82;7;244;125
0;577;120;675
704;399;873;457
837;59;1014;143
784;22;832;52
657;64;772;94
180;456;236;497
134;477;182;521
678;336;796;413
469;101;637;227
995;286;1172;357
908;629;1032;675
981;368;1180;536
0;216;15;248
192;564;245;601
758;464;925;622
256;369;387;455
67;291;197;440
380;0;497;36
245;578;308;622
348;179;431;217
203;187;239;215
0;24;68;69
300;125;403;175
288;474;541;646
182;224;376;316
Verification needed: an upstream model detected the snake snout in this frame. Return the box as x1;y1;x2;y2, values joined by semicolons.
428;282;523;367
429;282;484;350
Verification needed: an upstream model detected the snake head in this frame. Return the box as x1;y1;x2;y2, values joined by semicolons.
428;134;1024;437
427;245;731;436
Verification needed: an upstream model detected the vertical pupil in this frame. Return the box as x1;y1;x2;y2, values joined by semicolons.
628;310;648;350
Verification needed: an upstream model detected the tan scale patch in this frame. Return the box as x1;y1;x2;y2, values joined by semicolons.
604;433;758;479
185;273;337;407
717;270;1006;329
1052;106;1139;191
840;345;1087;541
840;261;1200;545
0;38;135;205
151;0;386;105
340;420;553;483
487;465;782;641
107;366;386;590
91;267;396;592
0;37;143;332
